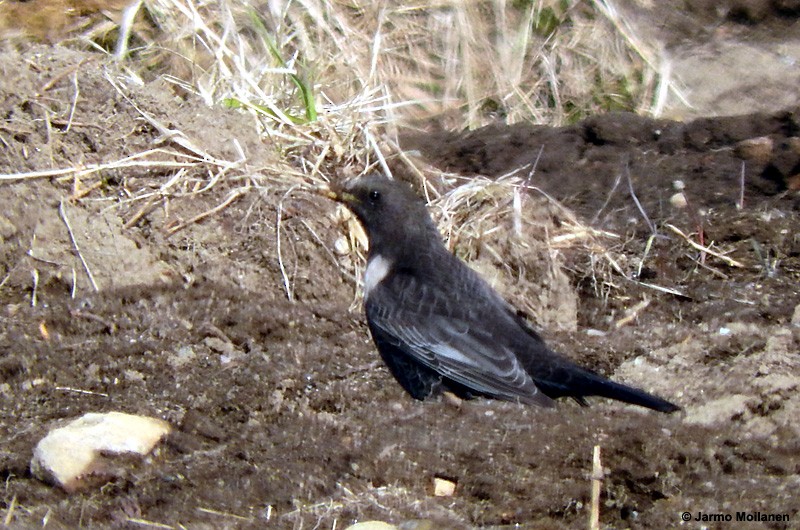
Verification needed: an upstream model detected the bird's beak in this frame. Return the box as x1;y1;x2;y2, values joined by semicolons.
316;184;358;205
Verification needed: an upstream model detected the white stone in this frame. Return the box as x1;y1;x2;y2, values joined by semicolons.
344;522;398;530
433;476;457;497
669;192;687;209
31;412;171;492
334;235;350;255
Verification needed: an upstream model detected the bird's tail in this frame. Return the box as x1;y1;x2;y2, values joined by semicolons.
584;375;680;413
536;370;680;413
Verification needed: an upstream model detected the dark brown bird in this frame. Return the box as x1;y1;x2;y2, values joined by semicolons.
327;174;679;412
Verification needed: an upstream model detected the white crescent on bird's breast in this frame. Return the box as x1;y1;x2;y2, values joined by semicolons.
364;254;391;299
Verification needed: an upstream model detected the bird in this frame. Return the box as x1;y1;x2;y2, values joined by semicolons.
325;173;679;413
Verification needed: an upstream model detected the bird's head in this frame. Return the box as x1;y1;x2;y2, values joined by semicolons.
325;174;440;259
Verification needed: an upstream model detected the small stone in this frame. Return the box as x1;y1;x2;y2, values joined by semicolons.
31;412;171;492
0;214;17;240
168;345;196;369
669;192;687;209
344;522;398;530
334;236;350;255
788;173;800;191
432;476;457;497
734;136;773;164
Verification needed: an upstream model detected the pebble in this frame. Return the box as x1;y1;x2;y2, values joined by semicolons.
734;136;773;164
0;214;17;240
669;192;687;209
433;476;457;497
334;235;351;255
31;411;171;492
345;522;398;530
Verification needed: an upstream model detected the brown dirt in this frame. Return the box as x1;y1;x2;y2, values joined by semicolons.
2;8;800;530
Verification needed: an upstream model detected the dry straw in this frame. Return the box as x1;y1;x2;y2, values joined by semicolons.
0;0;687;321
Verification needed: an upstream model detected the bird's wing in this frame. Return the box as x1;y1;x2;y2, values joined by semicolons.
366;269;553;406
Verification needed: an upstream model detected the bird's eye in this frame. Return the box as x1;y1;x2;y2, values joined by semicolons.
368;189;381;203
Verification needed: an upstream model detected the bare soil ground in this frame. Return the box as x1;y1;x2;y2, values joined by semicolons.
2;4;800;530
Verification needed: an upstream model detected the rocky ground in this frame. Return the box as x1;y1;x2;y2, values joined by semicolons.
1;3;800;529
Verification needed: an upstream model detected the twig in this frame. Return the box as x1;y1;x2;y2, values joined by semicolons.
115;0;144;60
124;518;174;529
603;251;688;298
31;269;39;307
590;445;602;530
55;386;110;398
0;150;210;181
737;161;745;210
276;186;300;301
69;179;105;200
625;164;656;235
71;309;118;333
518;185;620;242
526;145;544;184
195;507;251;521
364;126;392;180
70;267;77;298
38;59;89;93
614;297;650;328
687;254;729;279
164;187;249;237
514;146;544;237
123;168;190;228
513;185;523;237
665;224;744;268
636;234;656;279
66;72;79;133
26;251;60;267
48;119;103;129
42;108;53;165
123;196;159;229
3;494;16;526
59;200;99;292
592;171;623;225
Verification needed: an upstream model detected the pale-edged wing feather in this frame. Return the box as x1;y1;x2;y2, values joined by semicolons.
366;261;553;406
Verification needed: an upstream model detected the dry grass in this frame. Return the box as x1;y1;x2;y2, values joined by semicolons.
0;0;695;309
0;0;676;180
0;0;683;327
1;0;675;126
